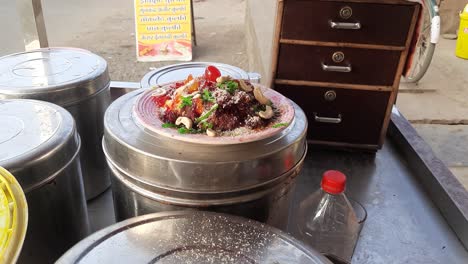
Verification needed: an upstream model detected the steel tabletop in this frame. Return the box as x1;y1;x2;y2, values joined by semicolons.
85;84;468;264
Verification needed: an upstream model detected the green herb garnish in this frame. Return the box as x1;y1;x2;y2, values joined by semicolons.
162;123;178;128
162;122;204;134
272;123;289;128
199;120;213;130
162;123;201;134
202;89;215;103
253;104;266;112
217;80;238;94
177;127;201;134
225;81;238;94
177;127;191;134
196;103;219;123
179;95;193;109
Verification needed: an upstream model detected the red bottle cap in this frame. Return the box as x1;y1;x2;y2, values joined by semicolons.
321;170;346;194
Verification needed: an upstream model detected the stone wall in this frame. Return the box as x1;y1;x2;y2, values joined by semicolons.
440;0;466;34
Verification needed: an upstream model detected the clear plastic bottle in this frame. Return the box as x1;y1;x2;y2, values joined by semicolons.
295;170;360;263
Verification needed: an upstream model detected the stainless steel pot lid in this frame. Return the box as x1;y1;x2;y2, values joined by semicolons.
0;48;109;106
103;89;307;193
57;211;331;264
0;99;79;192
140;62;251;88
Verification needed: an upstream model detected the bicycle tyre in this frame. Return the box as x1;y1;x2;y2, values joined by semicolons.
403;0;438;83
404;42;436;83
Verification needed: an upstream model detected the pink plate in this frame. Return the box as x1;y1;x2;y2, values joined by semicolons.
133;83;295;145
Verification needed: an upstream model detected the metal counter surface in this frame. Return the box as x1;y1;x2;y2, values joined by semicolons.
84;85;468;263
87;137;468;263
291;141;468;263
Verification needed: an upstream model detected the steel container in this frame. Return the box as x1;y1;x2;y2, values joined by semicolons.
58;211;330;264
103;89;307;229
140;62;261;88
0;100;90;263
0;47;111;200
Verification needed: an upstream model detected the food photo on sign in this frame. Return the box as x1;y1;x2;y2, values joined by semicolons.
134;0;193;61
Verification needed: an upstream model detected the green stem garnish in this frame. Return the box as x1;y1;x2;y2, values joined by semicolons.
162;123;178;128
272;123;289;128
198;120;213;130
195;103;219;123
177;127;201;134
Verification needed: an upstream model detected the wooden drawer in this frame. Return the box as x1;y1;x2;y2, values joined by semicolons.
277;44;401;86
275;84;390;145
281;0;416;46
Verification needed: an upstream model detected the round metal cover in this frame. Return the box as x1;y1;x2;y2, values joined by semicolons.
57;211;331;264
103;89;307;194
140;62;250;88
0;48;109;106
0;99;80;192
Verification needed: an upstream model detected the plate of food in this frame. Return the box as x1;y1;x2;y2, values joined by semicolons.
134;65;295;145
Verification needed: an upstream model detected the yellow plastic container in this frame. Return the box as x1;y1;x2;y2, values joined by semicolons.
0;167;28;264
456;4;468;59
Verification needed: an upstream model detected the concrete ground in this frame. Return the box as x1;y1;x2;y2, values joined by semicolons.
0;0;248;82
1;0;467;189
398;38;468;190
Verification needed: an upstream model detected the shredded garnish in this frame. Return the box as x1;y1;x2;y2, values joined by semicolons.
272;123;289;128
196;104;219;123
179;95;193;109
162;123;178;128
202;89;215;103
157;66;279;136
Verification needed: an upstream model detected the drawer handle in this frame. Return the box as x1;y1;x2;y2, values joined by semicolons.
321;63;352;73
314;113;342;124
329;21;361;30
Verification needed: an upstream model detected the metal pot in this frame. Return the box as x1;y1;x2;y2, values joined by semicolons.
57;211;331;264
103;89;307;229
140;62;261;88
0;47;111;200
0;100;90;263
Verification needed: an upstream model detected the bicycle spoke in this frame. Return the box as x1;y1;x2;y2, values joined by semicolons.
404;0;437;82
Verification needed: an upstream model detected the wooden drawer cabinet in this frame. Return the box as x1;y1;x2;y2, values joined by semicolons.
276;85;390;146
281;0;416;46
277;44;401;86
271;0;420;150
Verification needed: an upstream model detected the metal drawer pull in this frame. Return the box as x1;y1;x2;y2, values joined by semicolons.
321;63;352;73
314;113;342;124
329;21;361;30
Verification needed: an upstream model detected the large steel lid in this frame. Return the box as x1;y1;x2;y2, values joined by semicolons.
140;62;256;88
0;100;80;192
57;211;331;264
103;89;307;197
0;48;109;106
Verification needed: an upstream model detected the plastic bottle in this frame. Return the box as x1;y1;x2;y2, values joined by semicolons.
295;170;360;263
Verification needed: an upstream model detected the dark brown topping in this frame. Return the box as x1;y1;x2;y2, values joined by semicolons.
159;76;277;134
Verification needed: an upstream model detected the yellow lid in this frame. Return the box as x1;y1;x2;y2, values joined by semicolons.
461;4;468;19
0;167;28;264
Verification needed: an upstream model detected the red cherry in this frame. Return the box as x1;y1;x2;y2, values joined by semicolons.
204;65;221;82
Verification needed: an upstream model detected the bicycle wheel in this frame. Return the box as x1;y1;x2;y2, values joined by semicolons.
403;4;437;83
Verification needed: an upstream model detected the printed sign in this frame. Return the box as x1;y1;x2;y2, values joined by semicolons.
134;0;192;61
